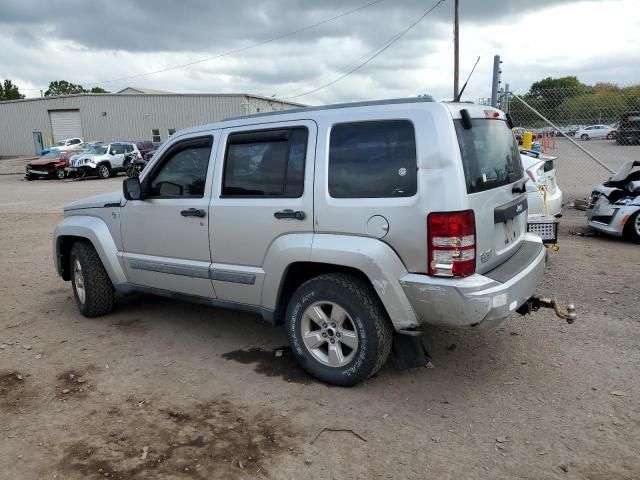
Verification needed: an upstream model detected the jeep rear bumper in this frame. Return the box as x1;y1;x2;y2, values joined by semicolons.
399;235;545;329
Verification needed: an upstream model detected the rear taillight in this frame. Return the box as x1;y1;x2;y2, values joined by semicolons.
427;210;476;277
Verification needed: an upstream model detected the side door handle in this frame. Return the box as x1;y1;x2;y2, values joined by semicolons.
274;209;305;220
181;208;206;218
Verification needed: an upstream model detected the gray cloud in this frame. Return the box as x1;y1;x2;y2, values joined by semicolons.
1;0;572;52
0;0;637;105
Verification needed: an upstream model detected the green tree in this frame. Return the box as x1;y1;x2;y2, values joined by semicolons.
0;79;25;101
44;81;109;96
45;80;87;96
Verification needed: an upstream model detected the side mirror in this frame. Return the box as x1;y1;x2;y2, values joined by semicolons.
123;177;143;201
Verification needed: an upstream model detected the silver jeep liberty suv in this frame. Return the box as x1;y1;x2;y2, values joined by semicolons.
54;98;570;386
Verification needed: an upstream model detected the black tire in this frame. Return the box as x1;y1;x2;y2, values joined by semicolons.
69;241;115;317
285;273;393;387
581;134;588;140
97;164;111;179
55;168;65;180
623;211;640;244
606;133;614;140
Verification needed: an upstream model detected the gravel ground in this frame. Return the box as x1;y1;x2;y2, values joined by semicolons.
0;172;638;480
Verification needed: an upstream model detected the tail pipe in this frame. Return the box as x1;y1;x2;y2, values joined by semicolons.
517;296;577;324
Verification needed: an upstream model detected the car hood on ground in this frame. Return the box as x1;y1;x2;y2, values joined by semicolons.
64;191;123;211
609;160;640;183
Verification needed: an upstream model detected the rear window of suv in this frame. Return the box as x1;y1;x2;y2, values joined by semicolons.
454;118;524;194
329;120;417;198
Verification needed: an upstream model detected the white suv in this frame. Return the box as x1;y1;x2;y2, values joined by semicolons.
67;142;141;179
50;137;84;152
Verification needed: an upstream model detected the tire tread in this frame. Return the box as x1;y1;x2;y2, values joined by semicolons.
70;241;114;317
292;273;393;384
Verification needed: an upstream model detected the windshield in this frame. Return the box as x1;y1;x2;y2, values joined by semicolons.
41;152;60;159
86;146;107;155
455;119;524;194
54;141;65;146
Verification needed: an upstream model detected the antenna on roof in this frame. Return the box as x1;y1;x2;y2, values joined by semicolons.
454;56;480;102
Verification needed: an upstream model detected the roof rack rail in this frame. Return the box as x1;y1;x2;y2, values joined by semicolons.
225;96;435;121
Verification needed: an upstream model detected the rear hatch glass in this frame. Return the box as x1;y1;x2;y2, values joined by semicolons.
454;117;527;274
454;119;524;193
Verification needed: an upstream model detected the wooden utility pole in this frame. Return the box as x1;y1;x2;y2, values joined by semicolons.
453;0;459;100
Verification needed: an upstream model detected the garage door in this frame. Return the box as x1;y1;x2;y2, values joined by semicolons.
49;110;82;142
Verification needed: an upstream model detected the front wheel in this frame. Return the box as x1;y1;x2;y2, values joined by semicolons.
606;133;614;140
97;164;111;179
70;241;115;317
581;134;589;140
624;211;640;244
55;168;65;180
285;273;393;387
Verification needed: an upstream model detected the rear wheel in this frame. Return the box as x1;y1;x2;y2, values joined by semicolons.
97;164;111;179
55;168;65;180
581;134;589;140
285;273;393;387
624;211;640;244
70;241;115;317
606;133;614;140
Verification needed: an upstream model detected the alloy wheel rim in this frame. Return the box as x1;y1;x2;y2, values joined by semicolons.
56;169;65;179
300;301;359;368
101;166;109;177
635;215;640;236
73;259;86;304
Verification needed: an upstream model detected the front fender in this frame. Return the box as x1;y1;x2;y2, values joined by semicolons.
53;216;127;284
311;234;419;330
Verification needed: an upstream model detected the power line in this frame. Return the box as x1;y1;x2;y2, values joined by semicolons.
80;0;385;88
281;0;446;100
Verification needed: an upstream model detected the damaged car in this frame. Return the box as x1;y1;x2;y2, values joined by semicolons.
25;150;81;180
587;160;640;243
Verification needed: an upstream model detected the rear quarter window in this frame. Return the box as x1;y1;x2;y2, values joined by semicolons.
328;120;417;198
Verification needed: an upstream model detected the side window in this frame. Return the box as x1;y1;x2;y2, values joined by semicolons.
329;120;417;198
148;137;213;198
125;144;134;153
110;144;125;155
222;127;308;197
69;139;81;145
152;129;161;143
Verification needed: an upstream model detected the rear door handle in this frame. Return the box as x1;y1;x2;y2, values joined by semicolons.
181;208;206;218
274;209;305;220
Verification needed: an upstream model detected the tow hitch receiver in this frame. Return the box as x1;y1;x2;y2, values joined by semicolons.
517;296;577;324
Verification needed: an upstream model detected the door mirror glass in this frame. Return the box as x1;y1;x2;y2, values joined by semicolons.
123;177;143;200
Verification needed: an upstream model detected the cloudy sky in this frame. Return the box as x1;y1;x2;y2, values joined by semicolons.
1;0;638;104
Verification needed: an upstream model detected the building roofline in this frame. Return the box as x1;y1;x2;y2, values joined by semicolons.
0;92;305;107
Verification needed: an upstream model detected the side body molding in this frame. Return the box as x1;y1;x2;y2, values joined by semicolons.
53;215;128;285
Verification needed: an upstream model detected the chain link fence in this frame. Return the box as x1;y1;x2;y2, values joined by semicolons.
497;83;640;202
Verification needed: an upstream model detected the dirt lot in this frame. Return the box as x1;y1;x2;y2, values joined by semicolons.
0;171;639;480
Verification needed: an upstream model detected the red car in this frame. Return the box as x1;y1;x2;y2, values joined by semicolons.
25;150;81;180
